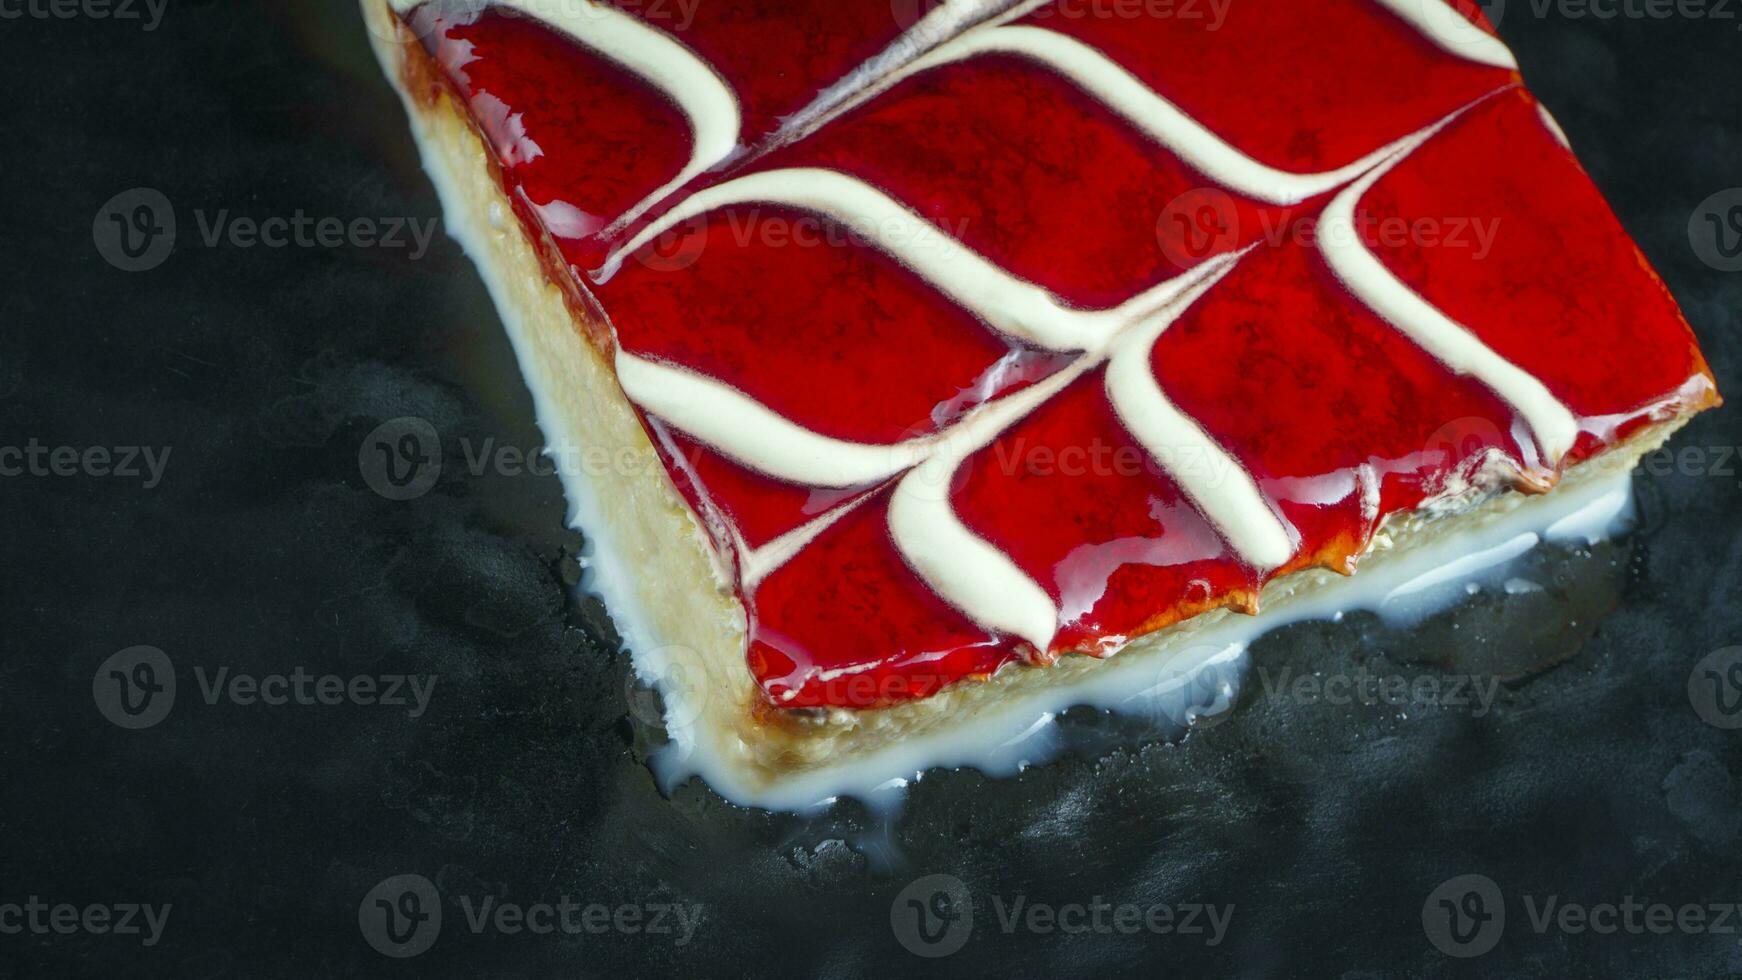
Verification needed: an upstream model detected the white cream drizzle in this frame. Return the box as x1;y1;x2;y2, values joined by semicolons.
738;491;878;591
390;0;741;235
1369;0;1519;71
604;169;1119;350
615;353;930;487
884;254;1281;644
1104;265;1297;571
887;360;1095;652
1318;123;1580;464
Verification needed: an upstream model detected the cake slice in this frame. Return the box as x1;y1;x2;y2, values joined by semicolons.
365;0;1717;806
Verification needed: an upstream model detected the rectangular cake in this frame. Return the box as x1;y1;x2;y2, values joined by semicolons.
364;0;1717;806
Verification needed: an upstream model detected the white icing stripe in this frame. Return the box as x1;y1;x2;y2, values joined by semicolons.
391;0;741;234
740;491;876;589
1318;130;1580;463
606;169;1109;351
904;26;1421;206
1104;257;1297;571
615;353;929;487
890;457;1059;652
887;364;1093;652
1369;0;1519;71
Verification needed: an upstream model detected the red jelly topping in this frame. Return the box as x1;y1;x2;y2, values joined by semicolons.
401;0;1716;710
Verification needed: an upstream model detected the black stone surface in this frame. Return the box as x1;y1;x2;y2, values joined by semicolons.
3;2;1741;976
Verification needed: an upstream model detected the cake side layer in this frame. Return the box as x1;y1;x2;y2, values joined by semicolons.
365;0;760;785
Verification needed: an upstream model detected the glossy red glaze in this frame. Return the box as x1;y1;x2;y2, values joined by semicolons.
1020;0;1515;171
405;1;1715;709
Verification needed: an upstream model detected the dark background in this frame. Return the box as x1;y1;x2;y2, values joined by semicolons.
4;1;1741;976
